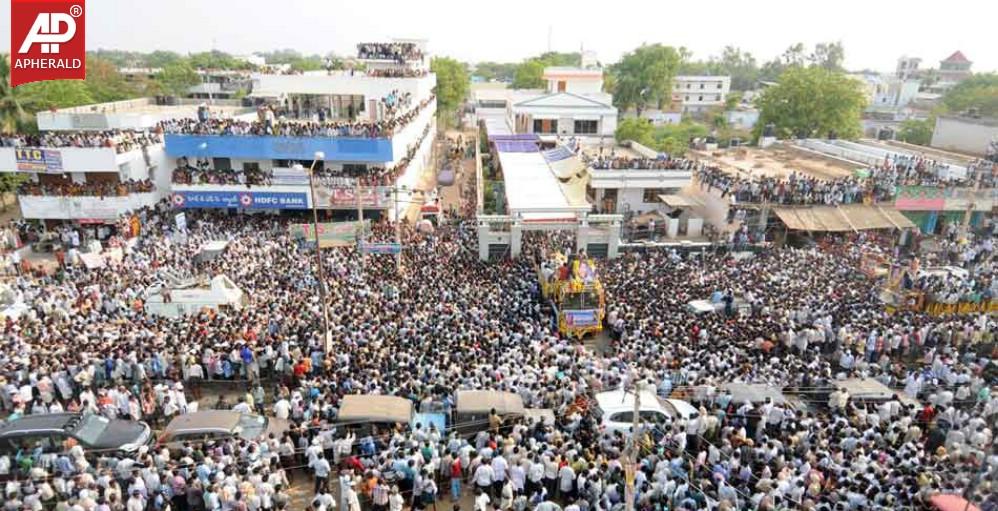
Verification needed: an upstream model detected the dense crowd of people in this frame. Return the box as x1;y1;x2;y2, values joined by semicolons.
695;167;896;206
586;155;702;171
159;96;434;139
16;179;154;197
367;69;430;79
357;43;424;63
0;136;994;511
0;131;163;154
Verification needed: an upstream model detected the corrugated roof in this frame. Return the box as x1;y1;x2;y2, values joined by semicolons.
773;205;915;232
942;51;970;63
337;395;413;424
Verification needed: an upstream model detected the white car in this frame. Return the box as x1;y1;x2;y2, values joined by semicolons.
594;390;699;436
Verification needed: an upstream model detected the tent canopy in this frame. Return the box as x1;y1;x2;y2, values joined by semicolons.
773;205;915;232
456;391;525;416
337;395;413;424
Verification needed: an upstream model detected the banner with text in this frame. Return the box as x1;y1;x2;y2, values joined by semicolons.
15;148;63;173
361;242;402;255
564;310;599;327
315;186;389;209
288;221;366;247
172;191;308;210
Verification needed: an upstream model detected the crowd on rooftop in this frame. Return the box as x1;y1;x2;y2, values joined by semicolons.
357;43;424;63
0;136;994;511
586;155;703;171
159;96;434;140
16;179;154;198
366;69;430;79
0;131;163;154
695;167;897;206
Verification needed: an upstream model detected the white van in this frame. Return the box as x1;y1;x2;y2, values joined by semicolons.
594;390;699;436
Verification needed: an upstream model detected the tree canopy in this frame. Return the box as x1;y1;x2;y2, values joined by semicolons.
430;57;470;112
511;52;580;89
611;44;681;116
157;61;201;97
754;66;866;140
942;73;998;117
473;62;517;82
898;118;934;146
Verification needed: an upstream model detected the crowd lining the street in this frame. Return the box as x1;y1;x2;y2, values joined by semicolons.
0;141;994;511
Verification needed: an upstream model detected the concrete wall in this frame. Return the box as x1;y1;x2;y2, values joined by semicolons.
931;117;998;156
252;73;436;104
19;193;159;220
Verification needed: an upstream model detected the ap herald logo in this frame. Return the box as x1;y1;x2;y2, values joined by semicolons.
10;0;86;87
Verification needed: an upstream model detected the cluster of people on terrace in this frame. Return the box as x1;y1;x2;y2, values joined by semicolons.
586;154;702;171
877;154;997;189
0;130;993;511
357;42;424;63
16;179;154;197
0;131;163;154
172;157;271;187
696;167;897;206
366;68;429;78
159;96;434;139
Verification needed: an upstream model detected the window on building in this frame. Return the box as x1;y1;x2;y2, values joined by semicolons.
717;82;723;89
715;95;721;101
685;95;690;101
699;83;705;89
573;120;598;135
212;158;231;170
532;119;558;134
698;95;703;101
685;83;691;89
643;188;665;202
243;162;260;173
342;163;367;173
558;81;567;92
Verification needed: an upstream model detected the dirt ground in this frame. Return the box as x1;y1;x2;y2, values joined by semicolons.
696;145;857;181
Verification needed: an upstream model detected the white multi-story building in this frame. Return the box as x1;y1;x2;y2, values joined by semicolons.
507;66;618;139
671;76;731;114
166;40;437;221
0;98;253;230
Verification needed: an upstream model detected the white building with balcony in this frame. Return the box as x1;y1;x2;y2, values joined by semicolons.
1;98;251;227
585;142;695;215
508;67;617;139
671;76;731;114
166;44;438;221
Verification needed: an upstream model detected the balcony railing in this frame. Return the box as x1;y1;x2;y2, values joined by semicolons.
18;193;159;220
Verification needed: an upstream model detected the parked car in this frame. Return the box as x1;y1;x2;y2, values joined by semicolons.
157;411;289;451
594;390;698;436
0;412;151;456
336;394;414;436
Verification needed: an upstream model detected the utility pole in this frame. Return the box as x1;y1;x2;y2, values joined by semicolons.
301;153;331;353
624;379;641;511
393;186;403;270
356;180;366;269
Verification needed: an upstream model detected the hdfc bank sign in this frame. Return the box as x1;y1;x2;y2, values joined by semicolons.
9;0;86;87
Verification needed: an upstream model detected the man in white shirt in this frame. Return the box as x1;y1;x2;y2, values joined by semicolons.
273;398;291;420
491;454;509;497
474;461;495;498
474;488;491;511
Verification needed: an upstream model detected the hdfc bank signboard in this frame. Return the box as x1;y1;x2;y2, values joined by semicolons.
10;0;86;87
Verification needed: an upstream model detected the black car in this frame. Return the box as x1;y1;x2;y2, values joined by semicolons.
0;413;151;456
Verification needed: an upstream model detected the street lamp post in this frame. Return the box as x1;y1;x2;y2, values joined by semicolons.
294;151;332;353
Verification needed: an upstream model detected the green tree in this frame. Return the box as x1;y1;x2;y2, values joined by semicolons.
473;62;517;82
614;117;654;146
430;57;470;112
289;56;324;73
17;80;95;111
512;60;546;89
717;46;759;91
611;44;682;116
754;66;866;140
0;174;27;211
724;91;744;111
0;56;31;132
898;118;935;146
942;73;998;117
652;121;709;156
156;61;200;96
85;56;140;103
146;50;184;68
809;42;845;71
188;51;254;70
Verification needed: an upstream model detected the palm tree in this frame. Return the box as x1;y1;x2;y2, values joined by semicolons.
0;55;30;132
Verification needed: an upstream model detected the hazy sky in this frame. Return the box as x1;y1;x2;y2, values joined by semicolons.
2;0;996;73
